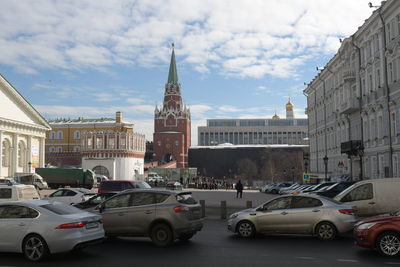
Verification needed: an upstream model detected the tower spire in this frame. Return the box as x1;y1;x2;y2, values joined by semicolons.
167;43;179;84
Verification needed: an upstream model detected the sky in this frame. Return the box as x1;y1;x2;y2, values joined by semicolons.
0;0;376;145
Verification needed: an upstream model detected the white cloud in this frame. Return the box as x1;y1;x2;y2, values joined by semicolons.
0;0;373;79
126;98;145;105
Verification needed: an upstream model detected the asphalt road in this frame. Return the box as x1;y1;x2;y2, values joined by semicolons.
1;219;399;267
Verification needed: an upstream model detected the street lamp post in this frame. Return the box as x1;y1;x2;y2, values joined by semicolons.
28;162;32;173
323;156;329;181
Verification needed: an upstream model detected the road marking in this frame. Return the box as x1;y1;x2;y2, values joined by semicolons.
297;257;316;260
337;259;359;263
385;262;400;265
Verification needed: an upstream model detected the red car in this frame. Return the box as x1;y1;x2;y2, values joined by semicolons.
354;213;400;256
98;180;151;194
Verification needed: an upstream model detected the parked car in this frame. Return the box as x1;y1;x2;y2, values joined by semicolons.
278;183;301;194
260;184;276;193
147;173;164;183
314;181;356;198
354;211;400;257
302;182;336;193
166;181;183;190
0;200;104;261
0;184;40;202
98;180;151;194
0;178;18;186
228;194;357;240
43;188;96;205
94;189;203;247
74;192;118;211
95;175;108;187
266;183;292;194
335;178;400;217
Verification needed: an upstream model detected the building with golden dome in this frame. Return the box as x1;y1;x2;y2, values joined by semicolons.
197;101;308;146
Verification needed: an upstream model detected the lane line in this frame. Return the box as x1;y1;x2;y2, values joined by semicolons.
297;257;316;260
385;262;400;265
336;259;359;263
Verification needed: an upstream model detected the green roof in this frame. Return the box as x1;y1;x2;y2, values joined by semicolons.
167;47;179;84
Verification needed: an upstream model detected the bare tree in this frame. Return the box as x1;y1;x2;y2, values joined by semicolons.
237;158;258;185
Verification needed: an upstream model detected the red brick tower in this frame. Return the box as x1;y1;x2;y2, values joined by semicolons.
153;44;191;168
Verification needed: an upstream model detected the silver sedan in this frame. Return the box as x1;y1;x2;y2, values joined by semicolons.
228;194;357;240
0;200;104;261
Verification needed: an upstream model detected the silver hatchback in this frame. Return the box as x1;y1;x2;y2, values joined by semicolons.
228;194;357;240
94;189;203;247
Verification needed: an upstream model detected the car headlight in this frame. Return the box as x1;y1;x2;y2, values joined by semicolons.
356;222;377;230
229;213;239;219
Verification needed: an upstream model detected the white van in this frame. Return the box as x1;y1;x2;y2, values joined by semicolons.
14;173;48;190
334;178;400;217
0;184;41;202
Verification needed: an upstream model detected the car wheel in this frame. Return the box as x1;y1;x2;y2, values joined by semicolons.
151;223;173;247
237;221;255;238
22;234;49;262
315;222;337;240
376;232;400;257
271;189;277;194
179;233;194;242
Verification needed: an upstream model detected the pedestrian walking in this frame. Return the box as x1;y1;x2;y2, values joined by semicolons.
235;180;243;198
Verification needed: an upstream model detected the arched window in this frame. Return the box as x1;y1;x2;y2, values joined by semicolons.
50;131;56;140
57;130;63;140
2;139;11;167
57;147;63;152
49;147;55;152
17;141;26;167
92;165;110;178
74;146;81;152
74;131;80;140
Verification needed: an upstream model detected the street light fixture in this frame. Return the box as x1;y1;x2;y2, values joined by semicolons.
323;156;329;181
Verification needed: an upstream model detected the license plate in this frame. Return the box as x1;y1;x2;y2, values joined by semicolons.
86;222;98;229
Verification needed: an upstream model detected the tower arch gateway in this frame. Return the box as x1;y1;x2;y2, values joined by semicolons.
153;45;191;168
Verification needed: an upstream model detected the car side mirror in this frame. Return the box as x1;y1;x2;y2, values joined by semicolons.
256;207;264;212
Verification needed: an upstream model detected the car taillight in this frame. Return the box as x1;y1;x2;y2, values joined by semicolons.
173;205;189;213
98;218;103;224
55;222;86;229
338;209;355;215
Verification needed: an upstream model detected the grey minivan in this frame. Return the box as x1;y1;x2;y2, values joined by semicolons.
94;189;203;247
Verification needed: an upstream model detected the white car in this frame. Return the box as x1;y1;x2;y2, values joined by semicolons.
44;188;95;205
0;200;104;261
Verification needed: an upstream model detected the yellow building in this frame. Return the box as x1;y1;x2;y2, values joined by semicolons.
45;111;135;168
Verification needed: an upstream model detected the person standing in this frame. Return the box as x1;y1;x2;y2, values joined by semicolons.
235;180;243;198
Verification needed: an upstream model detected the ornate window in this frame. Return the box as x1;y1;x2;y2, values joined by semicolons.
57;130;63;140
96;137;103;149
74;131;81;140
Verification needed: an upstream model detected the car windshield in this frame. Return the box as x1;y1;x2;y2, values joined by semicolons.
40;203;82;215
176;193;197;204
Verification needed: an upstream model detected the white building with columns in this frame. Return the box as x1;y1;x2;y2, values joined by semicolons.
305;0;400;181
0;74;51;177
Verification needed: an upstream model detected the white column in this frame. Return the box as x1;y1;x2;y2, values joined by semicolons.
27;136;32;173
0;131;3;176
39;137;45;168
11;133;18;176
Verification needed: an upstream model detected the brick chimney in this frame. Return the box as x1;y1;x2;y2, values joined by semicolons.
116;111;122;123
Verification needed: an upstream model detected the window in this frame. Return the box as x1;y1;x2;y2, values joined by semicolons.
57;130;63;140
131;192;155;206
74;146;81;152
65;190;77;197
41;203;80;215
74;131;80;140
50;190;65;197
291;196;322;208
176;193;197;204
0;189;12;199
0;206;38;219
108;137;115;149
96;137;103;149
104;194;131;209
264;197;291;210
155;193;170;204
57;147;63;152
50;131;56;140
391;112;397;137
341;183;373;202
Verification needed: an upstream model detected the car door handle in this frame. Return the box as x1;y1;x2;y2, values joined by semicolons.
312;209;320;212
18;223;26;226
368;202;376;205
145;210;153;214
281;211;288;215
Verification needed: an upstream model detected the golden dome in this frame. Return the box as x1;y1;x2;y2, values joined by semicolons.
286;98;294;109
272;113;280;119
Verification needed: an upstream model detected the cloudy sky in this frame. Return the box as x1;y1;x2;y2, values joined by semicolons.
0;0;375;144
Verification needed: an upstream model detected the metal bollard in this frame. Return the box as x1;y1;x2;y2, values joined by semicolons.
221;200;227;220
246;200;252;209
200;200;206;218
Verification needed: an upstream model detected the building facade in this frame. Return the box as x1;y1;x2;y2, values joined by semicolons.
198;100;308;146
46;112;146;179
305;0;400;181
0;74;51;177
153;45;191;168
